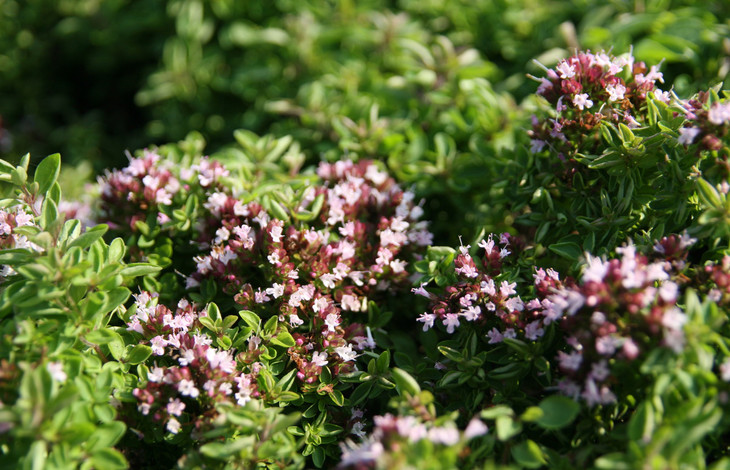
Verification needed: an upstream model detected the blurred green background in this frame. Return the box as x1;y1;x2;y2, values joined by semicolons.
1;0;728;172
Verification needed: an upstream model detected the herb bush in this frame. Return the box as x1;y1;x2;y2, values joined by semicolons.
2;3;730;469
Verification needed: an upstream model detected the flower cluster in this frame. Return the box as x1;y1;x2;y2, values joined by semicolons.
97;150;230;234
416;234;546;342
338;412;488;469
529;50;668;158
419;233;692;406
676;92;730;152
127;292;260;437
541;242;687;406
0;207;40;279
187;159;431;384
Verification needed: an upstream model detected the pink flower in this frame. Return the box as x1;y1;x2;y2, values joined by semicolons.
166;398;186;417
464;418;489;439
558;350;582;371
486;328;503;344
499;281;517;297
150;335;166;355
556;61;576;79
605;83;626;101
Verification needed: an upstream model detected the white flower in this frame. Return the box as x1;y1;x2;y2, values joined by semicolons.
524;321;545;341
428;426;460;445
461;306;481;321
351;421;367;439
653;89;671;103
499;281;517;297
464;418;489;439
720;358;730;382
662;307;687;331
708;102;730;125
150;335;166;355
486;328;503;344
265;283;285;299
558;350;582;371
147;366;165;383
572;93;593;111
311;351;329;367
214;227;230;244
417;312;436;331
556;61;576;79
605;83;626;101
270;224;283;243
678;127;701;146
46;362;67;382
166;398;186;417
325;313;341;332
178;379;200;398
166;418;181;434
530;139;546;153
443;313;460;334
335;344;358;362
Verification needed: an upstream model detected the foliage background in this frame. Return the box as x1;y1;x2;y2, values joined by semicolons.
2;0;728;170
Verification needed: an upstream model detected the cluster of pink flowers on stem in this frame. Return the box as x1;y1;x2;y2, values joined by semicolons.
529;50;667;158
97;150;228;232
675;92;730;152
127;292;260;437
539;242;688;406
418;233;692;406
416;233;546;342
338;412;487;469
189;160;431;385
0;207;40;278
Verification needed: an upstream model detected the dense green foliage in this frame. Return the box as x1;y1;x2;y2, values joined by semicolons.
1;1;730;469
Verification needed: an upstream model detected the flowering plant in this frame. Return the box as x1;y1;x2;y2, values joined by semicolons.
2;44;730;469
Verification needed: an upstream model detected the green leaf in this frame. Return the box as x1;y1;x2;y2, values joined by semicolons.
535;395;580;430
207;302;222;322
34;153;61;195
496;415;522;441
312;446;325;468
239;310;261;330
68;225;109;250
481;405;514;420
41;197;59;232
86;328;123;346
521;406;544;422
328;389;345;407
391;367;420;396
126;345;153;365
376;350;390;374
548;241;582;261
119;263;162;277
86;421;126;452
511;440;547;468
271;331;296;348
29;440;48;470
697;178;722;208
628;401;654;442
89;448;127;470
263;316;278;336
349;381;374;406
